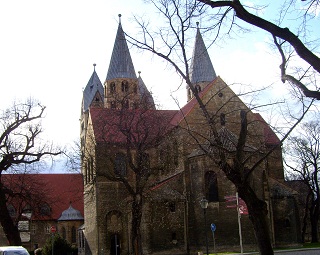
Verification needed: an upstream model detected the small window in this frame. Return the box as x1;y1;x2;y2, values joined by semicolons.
7;204;16;217
205;171;219;202
45;225;51;234
133;84;138;94
121;81;129;92
39;203;51;216
172;232;177;244
195;84;201;93
110;82;116;93
169;202;176;212
218;92;223;97
111;101;117;109
220;113;226;126
122;99;129;109
114;153;127;176
71;226;77;243
62;226;66;239
31;224;36;234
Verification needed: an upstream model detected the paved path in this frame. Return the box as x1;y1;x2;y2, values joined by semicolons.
230;248;320;255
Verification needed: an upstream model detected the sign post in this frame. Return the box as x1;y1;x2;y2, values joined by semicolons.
210;223;216;254
50;226;56;255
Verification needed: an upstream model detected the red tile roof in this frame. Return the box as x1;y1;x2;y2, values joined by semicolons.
2;174;84;221
89;78;279;147
90;107;178;144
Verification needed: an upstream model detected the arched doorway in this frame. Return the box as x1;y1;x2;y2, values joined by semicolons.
110;234;121;255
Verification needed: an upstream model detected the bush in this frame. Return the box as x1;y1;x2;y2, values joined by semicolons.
42;234;77;255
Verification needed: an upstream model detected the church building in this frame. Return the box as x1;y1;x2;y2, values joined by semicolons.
79;17;300;255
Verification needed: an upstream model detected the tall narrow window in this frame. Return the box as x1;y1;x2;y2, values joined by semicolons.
61;226;66;239
71;226;77;243
114;153;127;176
121;80;129;92
110;82;116;93
7;204;16;217
122;99;129;109
205;171;219;202
220;113;226;126
169;202;176;212
195;84;201;93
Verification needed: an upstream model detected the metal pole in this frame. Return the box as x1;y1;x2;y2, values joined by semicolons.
115;234;118;255
213;231;216;254
204;209;209;255
236;192;243;254
51;233;54;255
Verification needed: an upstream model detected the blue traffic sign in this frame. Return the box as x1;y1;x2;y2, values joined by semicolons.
210;223;216;232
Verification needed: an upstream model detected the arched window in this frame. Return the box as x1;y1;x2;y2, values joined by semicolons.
195;84;201;93
61;226;66;239
39;203;51;216
205;171;219;202
111;101;117;109
110;82;116;93
220;113;226;126
122;99;129;109
71;226;77;243
7;204;16;217
114;153;127;176
121;80;129;92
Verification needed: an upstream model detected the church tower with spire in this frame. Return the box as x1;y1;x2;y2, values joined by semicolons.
103;14;155;110
187;22;217;101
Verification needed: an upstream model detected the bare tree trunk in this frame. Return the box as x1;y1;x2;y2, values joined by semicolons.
238;188;274;255
132;194;143;255
301;207;308;242
0;182;21;245
310;207;319;243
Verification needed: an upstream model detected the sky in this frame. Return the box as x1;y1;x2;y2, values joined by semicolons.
0;0;318;172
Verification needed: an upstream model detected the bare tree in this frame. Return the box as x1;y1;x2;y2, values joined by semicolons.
197;0;320;99
124;1;317;254
0;99;61;245
285;119;320;243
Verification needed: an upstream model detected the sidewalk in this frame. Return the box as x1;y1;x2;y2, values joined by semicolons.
227;247;320;255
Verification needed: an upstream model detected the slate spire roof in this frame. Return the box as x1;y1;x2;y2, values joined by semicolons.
82;64;104;112
106;15;137;80
138;71;155;109
190;25;216;84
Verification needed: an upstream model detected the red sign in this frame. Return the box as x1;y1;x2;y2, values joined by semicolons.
50;226;56;233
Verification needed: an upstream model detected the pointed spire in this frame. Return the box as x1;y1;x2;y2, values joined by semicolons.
106;15;137;80
138;71;155;109
82;64;104;112
189;23;216;84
